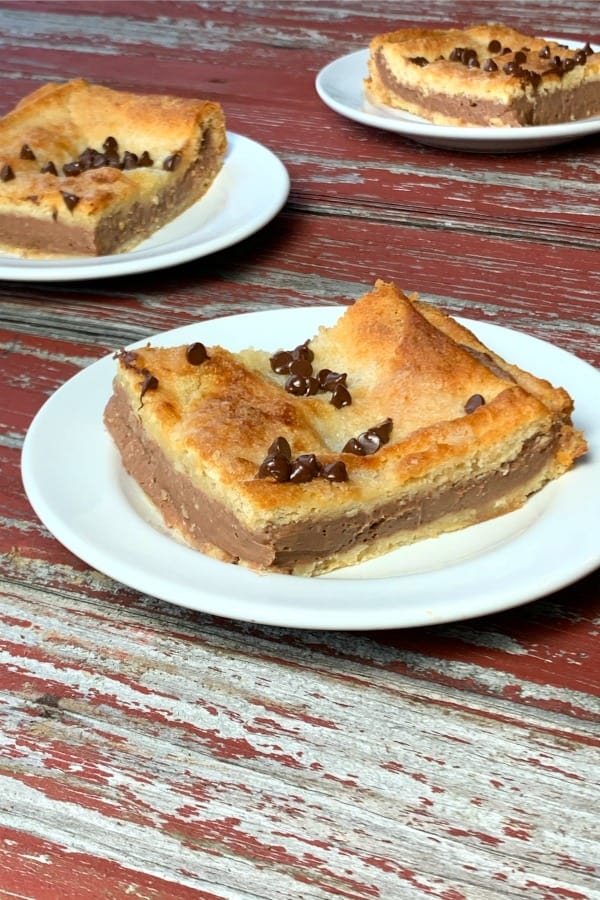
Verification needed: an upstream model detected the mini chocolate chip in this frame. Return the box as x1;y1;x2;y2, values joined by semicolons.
63;161;83;177
574;49;588;65
487;39;501;54
60;191;80;211
409;56;429;67
40;161;58;175
321;461;348;483
285;374;319;396
317;368;347;390
288;461;313;483
267;436;291;459
140;370;159;402
270;350;294;373
562;57;576;72
483;58;498;72
288;357;313;377
465;393;485;413
582;42;594;57
539;45;551;59
138;150;154;167
503;60;520;75
0;163;15;182
163;152;181;172
369;418;393;444
342;437;365;456
122;150;139;170
329;382;352;408
104;150;121;168
115;349;138;368
20;143;35;160
185;341;209;365
292;341;314;363
501;46;512;55
258;454;290;482
514;50;527;64
467;56;480;68
103;136;118;153
295;453;322;476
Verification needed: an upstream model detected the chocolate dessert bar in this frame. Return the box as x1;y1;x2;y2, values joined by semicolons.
365;23;600;126
0;79;226;257
104;281;587;576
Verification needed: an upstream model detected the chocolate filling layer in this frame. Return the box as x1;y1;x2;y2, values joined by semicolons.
375;50;600;125
0;125;222;257
105;383;559;572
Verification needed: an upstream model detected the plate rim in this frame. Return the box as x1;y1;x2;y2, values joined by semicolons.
21;306;600;630
0;132;290;283
315;42;600;147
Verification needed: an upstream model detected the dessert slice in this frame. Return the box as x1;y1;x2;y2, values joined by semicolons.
104;281;587;576
365;23;600;126
0;78;226;257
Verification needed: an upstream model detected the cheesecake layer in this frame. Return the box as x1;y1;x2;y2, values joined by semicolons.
105;380;560;574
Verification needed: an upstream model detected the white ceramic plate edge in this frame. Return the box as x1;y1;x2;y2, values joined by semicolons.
0;132;290;282
21;307;600;630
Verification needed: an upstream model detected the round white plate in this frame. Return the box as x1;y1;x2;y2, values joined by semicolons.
315;44;600;152
21;307;600;630
0;132;289;282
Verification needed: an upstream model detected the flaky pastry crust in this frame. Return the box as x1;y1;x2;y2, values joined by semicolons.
365;23;600;126
0;79;226;256
104;281;587;576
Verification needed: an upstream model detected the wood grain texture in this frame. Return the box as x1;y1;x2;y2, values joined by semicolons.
0;2;598;898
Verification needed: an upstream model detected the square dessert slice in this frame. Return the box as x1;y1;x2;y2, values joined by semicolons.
104;281;587;576
0;78;226;256
365;23;600;126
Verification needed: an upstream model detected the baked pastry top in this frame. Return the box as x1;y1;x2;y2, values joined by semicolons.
365;23;600;126
0;79;226;256
104;280;587;576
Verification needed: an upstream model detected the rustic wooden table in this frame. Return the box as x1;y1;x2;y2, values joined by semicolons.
1;2;599;898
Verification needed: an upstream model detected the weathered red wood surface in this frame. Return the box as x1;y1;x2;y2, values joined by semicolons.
0;2;598;898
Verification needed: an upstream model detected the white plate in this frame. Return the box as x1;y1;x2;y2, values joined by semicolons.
0;132;289;282
315;45;600;152
21;307;600;630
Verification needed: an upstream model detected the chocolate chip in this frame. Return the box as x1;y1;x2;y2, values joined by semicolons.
62;161;83;177
483;58;498;72
369;417;393;444
288;461;313;483
163;152;181;172
60;191;80;211
330;382;352;408
321;461;348;483
295;453;322;477
138;150;154;167
20;143;35;160
501;46;512;55
122;150;139;170
267;436;291;459
285;374;319;396
467;56;480;68
514;50;527;64
582;42;594;57
487;39;501;54
185;342;209;365
288;357;313;377
562;57;576;72
103;136;118;153
539;45;551;59
317;368;346;390
140;370;159;402
574;49;588;65
40;161;58;175
292;341;314;363
0;163;15;182
270;350;294;374
258;454;290;482
409;56;429;67
465;393;485;413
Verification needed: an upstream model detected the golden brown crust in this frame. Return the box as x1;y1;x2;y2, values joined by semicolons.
105;281;587;574
0;79;226;256
365;23;600;126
